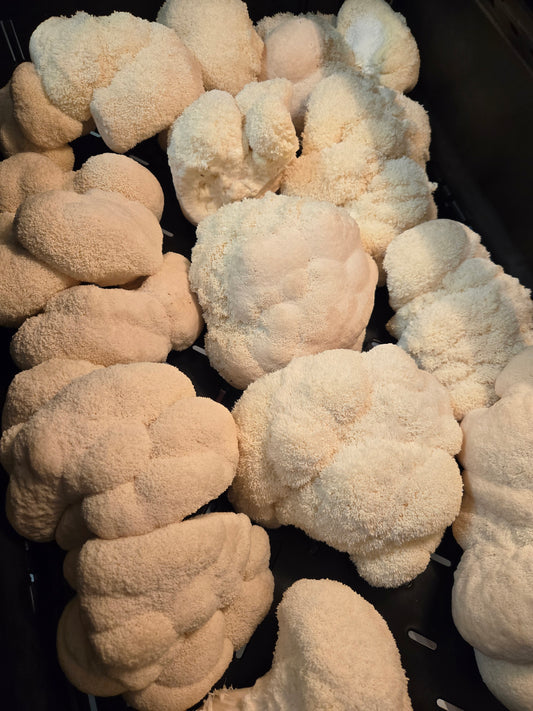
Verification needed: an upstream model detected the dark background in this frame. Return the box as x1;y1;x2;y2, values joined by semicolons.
1;2;531;710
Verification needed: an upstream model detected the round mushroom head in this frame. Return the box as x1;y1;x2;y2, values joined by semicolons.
168;81;298;225
72;153;165;220
1;361;240;547
190;193;378;389
230;345;463;587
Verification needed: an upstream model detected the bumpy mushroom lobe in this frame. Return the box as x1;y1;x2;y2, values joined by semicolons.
139;252;203;351
189;193;378;389
230;345;463;587
336;0;420;92
384;219;533;420
0;152;169;328
9;285;172;370
157;0;263;95
14;189;164;286
167;80;298;225
281;65;435;276
0;152;69;213
0;362;239;546
90;22;204;154
72;153;164;220
58;513;273;711
203;578;412;711
1;358;102;431
0;357;272;711
0;216;78;328
257;12;355;131
451;348;533;711
0;83;76;170
10;62;85;148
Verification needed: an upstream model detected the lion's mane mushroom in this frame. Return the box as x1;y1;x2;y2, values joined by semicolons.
384;219;533;420
1;361;239;546
10;251;203;369
452;347;533;711
203;578;412;710
14;189;163;286
0;152;69;213
0;81;76;170
0;215;78;328
1;361;273;711
167;80;298;224
189;193;378;389
19;11;204;154
230;345;463;587
59;512;273;711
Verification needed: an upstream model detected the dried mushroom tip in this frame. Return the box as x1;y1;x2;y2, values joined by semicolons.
384;219;533;419
158;0;263;95
203;578;412;711
57;514;273;711
189;193;378;389
281;64;434;278
28;11;203;153
336;0;420;93
229;345;463;587
257;12;356;132
451;347;533;711
168;80;298;225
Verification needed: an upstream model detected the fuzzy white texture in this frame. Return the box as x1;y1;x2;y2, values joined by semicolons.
452;347;533;711
281;65;435;277
385;219;533;420
157;0;263;95
168;80;298;225
257;13;355;132
29;11;203;152
336;0;420;92
230;345;463;587
0;362;239;545
203;578;412;710
189;193;378;389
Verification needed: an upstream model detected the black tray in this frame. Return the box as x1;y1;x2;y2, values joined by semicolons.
1;2;532;710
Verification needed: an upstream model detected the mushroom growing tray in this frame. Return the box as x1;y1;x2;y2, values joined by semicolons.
0;1;531;710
